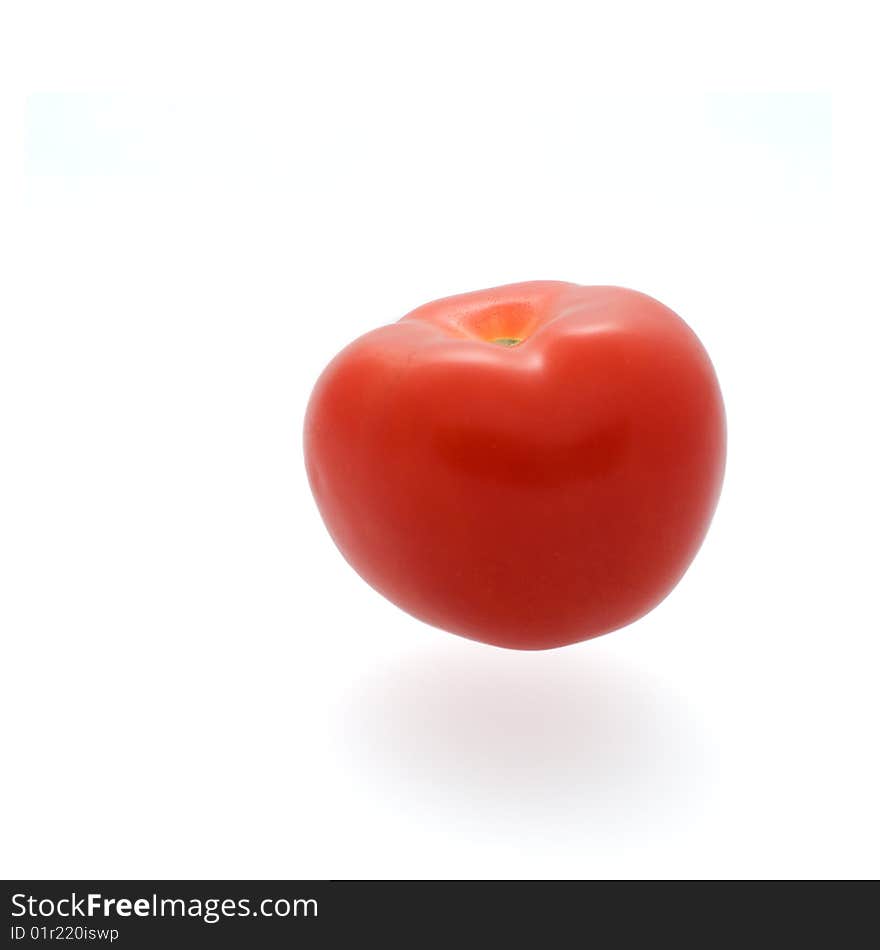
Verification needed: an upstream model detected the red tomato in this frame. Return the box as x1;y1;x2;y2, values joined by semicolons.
304;282;725;650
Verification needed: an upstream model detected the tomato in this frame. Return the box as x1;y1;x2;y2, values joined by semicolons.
304;281;725;650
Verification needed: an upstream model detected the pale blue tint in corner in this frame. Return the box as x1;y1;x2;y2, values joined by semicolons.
26;93;169;176
25;92;297;178
704;92;831;184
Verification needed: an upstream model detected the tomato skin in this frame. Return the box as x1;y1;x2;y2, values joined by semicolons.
304;282;725;650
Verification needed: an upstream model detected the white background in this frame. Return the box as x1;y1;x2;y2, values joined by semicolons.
2;2;878;879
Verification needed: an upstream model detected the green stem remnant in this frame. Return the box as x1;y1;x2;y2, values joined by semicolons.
491;337;522;347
